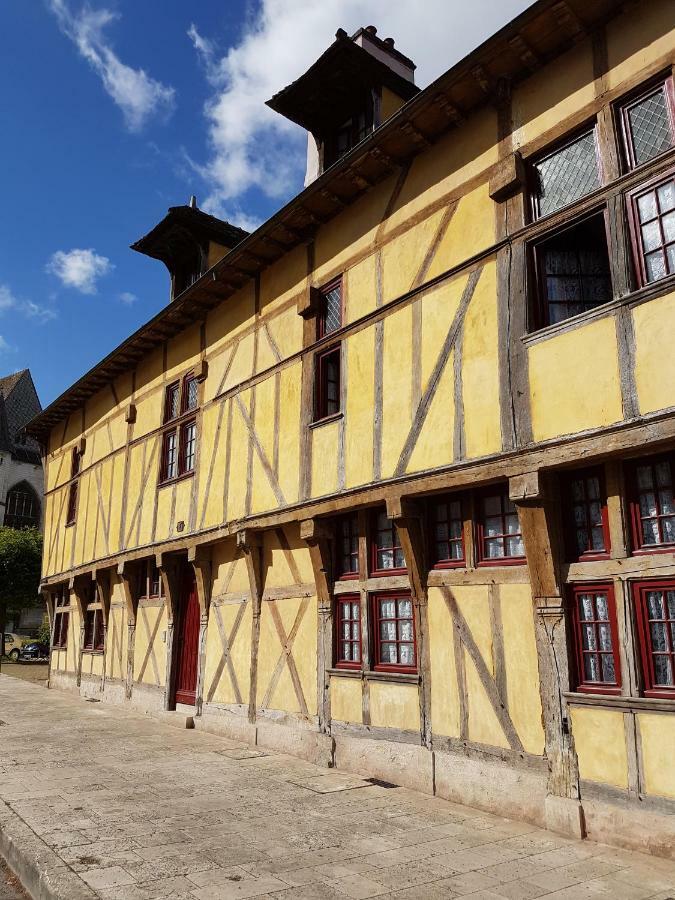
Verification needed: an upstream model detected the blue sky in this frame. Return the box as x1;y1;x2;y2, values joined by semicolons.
0;0;529;409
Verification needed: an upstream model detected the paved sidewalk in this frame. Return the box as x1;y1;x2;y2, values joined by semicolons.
1;677;674;900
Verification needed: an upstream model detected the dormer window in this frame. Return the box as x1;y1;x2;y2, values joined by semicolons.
324;104;374;169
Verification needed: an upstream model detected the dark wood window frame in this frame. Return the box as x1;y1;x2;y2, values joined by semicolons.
370;590;417;673
634;579;675;698
137;560;163;600
65;446;81;526
313;277;344;424
627;453;675;555
52;589;70;650
3;481;40;529
626;165;675;288
569;582;622;695
529;208;614;330
83;604;105;652
335;513;359;580
159;371;199;485
617;74;675;173
429;494;465;569
371;510;407;576
475;486;525;566
334;593;362;669
562;467;611;562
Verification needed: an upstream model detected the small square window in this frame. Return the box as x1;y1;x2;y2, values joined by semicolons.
628;455;675;551
532;129;600;219
619;79;675;170
372;511;406;574
335;595;361;668
476;487;524;564
532;213;612;327
634;580;675;697
372;593;416;671
570;583;621;694
430;496;464;567
563;468;610;561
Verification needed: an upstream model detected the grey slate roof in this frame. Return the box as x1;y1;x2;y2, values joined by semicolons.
0;369;42;464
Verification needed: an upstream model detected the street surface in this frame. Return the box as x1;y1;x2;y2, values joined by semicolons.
0;676;674;899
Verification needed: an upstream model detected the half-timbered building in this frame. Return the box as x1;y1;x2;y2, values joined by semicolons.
28;0;675;858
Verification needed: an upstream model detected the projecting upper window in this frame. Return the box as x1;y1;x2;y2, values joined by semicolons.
618;77;675;171
627;171;675;286
531;129;601;219
159;372;199;484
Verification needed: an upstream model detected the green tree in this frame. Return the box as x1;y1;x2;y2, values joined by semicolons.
0;526;43;656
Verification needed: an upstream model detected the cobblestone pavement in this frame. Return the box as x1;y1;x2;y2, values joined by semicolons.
1;677;674;900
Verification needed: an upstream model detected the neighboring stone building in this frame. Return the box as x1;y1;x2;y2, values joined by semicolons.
28;0;675;859
0;369;43;632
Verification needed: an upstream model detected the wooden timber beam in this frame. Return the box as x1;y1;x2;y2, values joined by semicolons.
386;495;432;748
188;545;212;716
117;560;138;700
237;529;264;723
300;518;334;733
510;472;583;834
93;567;112;628
508;33;541;73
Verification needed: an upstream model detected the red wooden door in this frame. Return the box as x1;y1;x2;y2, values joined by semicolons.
173;572;200;706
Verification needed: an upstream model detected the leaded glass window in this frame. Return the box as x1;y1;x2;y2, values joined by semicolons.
533;130;600;218
431;497;464;565
621;81;675;169
319;281;342;337
565;469;610;560
337;515;359;577
336;596;361;666
373;512;405;572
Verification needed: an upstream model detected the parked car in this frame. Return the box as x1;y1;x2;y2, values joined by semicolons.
1;632;25;661
17;642;49;662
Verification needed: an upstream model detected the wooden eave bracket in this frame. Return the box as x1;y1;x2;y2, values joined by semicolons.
509;470;544;503
385;495;424;522
299;517;332;545
489;151;526;202
298;285;321;319
236;528;261;555
125;403;137;424
195;358;209;382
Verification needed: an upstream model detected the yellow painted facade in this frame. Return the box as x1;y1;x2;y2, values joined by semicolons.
38;0;675;853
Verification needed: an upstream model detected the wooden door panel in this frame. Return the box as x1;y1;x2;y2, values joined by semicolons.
174;572;200;706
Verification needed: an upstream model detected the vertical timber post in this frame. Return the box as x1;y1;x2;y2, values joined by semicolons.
300;518;334;734
238;529;263;724
94;568;112;694
189;545;212;717
71;576;86;690
511;471;584;838
387;495;433;749
42;587;55;689
118;561;137;701
158;553;179;711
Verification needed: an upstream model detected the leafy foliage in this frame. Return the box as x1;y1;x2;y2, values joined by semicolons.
0;527;43;615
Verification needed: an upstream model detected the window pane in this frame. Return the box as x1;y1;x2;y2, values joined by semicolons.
584;654;600;682
639;491;658;517
582;624;597;650
185;378;198;411
662;212;675;243
627;88;673;166
381;643;397;663
379;549;394;569
399;643;414;666
484;516;502;537
399;620;413;641
667;591;675;620
485;538;503;558
645;250;667;282
638;191;658;223
506;535;524;557
484;495;502;516
647;591;664;619
642;220;662;252
380;621;396;641
591;526;605;551
601;654;616;683
598;623;612;652
379;599;395;619
352;644;360;662
393;548;405;568
166;384;180;420
642;519;660;544
534;131;599;217
658;181;675;213
650;622;668;652
323;286;342;334
505;513;520;535
654;654;673;685
342;643;351;661
595;593;609;620
398;599;412;618
579;594;594;620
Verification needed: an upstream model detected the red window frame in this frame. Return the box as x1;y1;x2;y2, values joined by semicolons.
317;277;343;339
83;606;105;652
634;579;675;698
159;372;199;484
335;514;359;580
429;494;465;568
627;454;675;554
626;167;675;288
563;467;611;562
52;589;69;649
371;591;417;673
569;582;622;695
371;510;406;576
314;345;341;422
618;76;675;172
475;487;525;566
334;594;361;669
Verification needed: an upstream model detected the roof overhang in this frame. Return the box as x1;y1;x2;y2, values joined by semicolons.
131;206;249;266
27;0;625;442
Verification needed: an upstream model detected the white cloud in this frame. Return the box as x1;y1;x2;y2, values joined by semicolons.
0;284;56;323
47;248;113;294
0;335;11;353
48;0;175;132
119;291;137;305
188;0;531;215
